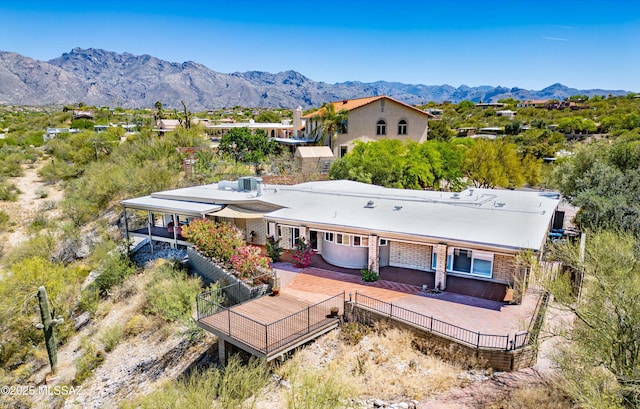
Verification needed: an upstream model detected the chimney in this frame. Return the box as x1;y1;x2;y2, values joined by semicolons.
293;106;302;139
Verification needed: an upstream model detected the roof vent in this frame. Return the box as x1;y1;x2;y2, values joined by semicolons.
494;201;506;208
342;99;348;104
451;193;460;199
393;206;403;211
364;200;376;209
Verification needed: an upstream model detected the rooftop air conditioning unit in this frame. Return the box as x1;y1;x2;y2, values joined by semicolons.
238;176;262;192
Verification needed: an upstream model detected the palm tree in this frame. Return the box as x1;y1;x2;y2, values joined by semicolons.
312;103;348;150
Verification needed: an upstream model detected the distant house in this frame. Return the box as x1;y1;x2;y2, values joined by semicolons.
301;96;434;157
294;146;334;174
496;110;516;119
206;119;294;139
122;178;561;303
155;119;180;134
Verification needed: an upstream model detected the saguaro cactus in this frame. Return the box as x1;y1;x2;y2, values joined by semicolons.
35;286;64;374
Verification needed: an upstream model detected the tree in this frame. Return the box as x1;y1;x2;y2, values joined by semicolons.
153;101;163;122
551;138;640;235
456;100;475;113
218;127;279;164
427;120;454;141
504;120;522;136
312;103;348;149
255;111;280;123
546;230;640;408
462;139;526;188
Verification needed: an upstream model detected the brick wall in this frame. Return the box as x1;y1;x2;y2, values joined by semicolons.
493;254;517;283
389;241;433;271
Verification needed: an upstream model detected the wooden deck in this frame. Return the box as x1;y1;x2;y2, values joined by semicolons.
198;292;343;360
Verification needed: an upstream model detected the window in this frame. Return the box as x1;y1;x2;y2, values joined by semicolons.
336;234;350;246
324;232;334;242
339;120;348;134
379;238;388;246
398;120;407;135
291;227;300;248
447;248;493;278
353;236;368;247
431;252;437;270
380;99;385;112
339;146;348;158
376;120;386;135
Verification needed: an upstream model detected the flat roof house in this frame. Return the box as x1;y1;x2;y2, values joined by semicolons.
122;178;560;302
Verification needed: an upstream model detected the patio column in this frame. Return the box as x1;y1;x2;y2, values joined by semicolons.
172;212;178;248
435;243;447;290
368;235;379;273
147;210;154;255
123;207;130;243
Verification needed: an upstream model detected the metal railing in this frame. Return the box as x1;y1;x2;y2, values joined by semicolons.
197;291;344;355
196;273;272;320
353;292;529;350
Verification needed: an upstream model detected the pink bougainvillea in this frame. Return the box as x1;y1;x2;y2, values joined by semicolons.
291;238;316;268
181;218;244;263
229;245;271;280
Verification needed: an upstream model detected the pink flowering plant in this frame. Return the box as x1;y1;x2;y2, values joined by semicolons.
181;218;244;263
229;245;271;280
292;238;316;268
182;218;272;283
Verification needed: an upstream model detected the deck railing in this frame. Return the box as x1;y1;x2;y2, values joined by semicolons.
196;273;272;320
197;290;344;355
353;292;532;351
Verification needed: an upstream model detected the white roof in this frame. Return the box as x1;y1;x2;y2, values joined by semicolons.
294;146;334;159
121;196;222;216
124;180;559;251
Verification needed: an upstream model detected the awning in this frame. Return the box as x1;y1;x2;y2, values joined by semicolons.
211;205;266;219
121;196;222;217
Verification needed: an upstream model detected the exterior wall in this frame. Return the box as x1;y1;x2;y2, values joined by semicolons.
246;218;267;246
332;99;429;156
322;237;368;269
367;235;379;272
435;243;448;290
493;254;518;283
279;226;295;250
389;241;433;272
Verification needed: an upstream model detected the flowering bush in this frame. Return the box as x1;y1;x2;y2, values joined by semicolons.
292;238;316;268
181;218;244;263
229;245;271;280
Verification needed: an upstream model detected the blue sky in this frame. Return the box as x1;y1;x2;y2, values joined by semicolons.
1;0;638;91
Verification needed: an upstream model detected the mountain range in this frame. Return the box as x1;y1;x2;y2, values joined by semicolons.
0;48;631;110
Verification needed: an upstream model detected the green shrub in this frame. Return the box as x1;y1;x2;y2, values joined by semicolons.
74;343;104;384
78;287;100;316
121;355;269;409
266;235;283;262
125;314;150;337
92;248;136;296
0;181;20;201
0;209;9;229
0;257;85;369
339;322;371;346
145;262;202;322
361;268;379;282
99;325;125;353
284;365;352;409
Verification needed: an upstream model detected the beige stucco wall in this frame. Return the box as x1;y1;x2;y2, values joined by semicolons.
333;99;429;157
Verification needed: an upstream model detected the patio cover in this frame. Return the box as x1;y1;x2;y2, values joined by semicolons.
211;205;266;219
121;196;222;217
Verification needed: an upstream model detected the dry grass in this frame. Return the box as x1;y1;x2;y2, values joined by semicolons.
488;384;576;409
276;325;466;403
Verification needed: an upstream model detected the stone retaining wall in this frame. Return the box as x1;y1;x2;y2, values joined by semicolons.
344;303;537;371
187;248;271;303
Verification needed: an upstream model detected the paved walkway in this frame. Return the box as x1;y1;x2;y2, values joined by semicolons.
273;262;540;337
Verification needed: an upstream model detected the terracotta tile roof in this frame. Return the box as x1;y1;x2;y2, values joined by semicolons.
302;96;434;118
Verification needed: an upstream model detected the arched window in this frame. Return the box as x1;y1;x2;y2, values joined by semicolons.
376;120;386;135
398;120;407;135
